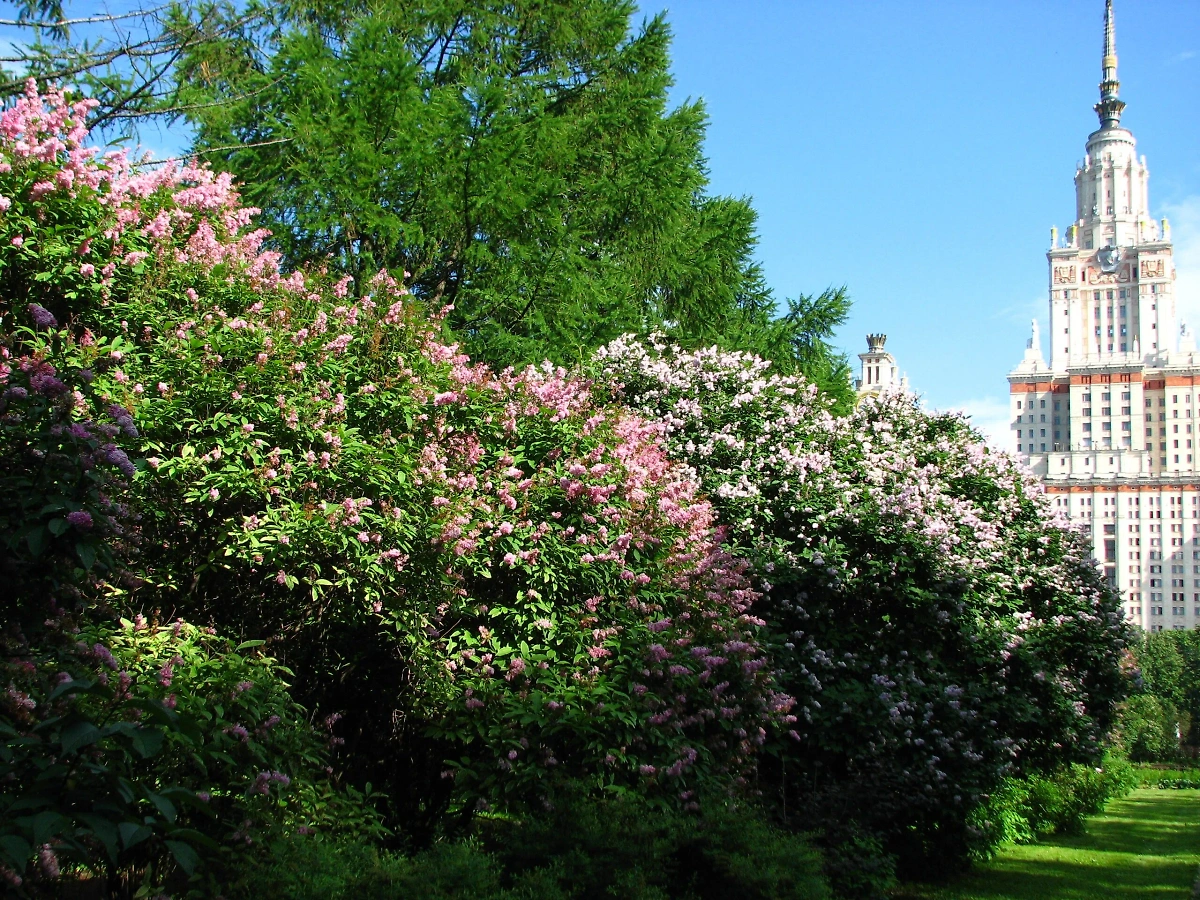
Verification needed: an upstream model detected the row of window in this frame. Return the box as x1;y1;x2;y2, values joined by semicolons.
1017;393;1200;413
1141;606;1200;617
1019;444;1195;465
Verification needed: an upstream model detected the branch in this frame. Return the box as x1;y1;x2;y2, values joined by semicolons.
128;136;293;167
0;5;170;29
103;76;284;119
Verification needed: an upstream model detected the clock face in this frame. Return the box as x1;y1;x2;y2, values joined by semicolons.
1098;245;1122;273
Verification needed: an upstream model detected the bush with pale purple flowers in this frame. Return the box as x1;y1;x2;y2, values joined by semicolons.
591;335;1132;872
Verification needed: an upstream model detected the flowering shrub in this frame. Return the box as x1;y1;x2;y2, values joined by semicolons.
591;336;1132;868
0;615;366;895
0;83;786;825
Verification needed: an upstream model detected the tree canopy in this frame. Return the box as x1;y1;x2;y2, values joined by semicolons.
169;0;852;403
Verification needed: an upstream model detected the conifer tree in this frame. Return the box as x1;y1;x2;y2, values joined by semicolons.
173;0;851;402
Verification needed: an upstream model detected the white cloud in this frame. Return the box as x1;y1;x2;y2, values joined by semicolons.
1164;195;1200;330
1165;50;1196;66
940;395;1013;451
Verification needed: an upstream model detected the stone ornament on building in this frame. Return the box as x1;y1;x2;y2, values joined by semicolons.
1053;265;1077;284
1007;0;1193;634
1085;264;1131;284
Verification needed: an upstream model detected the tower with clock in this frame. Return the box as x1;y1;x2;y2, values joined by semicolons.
1008;0;1193;633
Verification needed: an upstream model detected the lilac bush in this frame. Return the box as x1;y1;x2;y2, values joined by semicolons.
0;82;787;827
591;335;1131;866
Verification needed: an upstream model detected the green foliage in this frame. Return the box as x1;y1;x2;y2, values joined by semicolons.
1117;694;1185;762
232;796;831;900
816;826;897;900
173;0;849;387
1134;765;1200;789
231;838;505;900
0;615;372;895
967;757;1136;858
483;795;830;900
1133;629;1200;749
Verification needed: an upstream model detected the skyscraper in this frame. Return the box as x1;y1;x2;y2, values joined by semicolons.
1008;0;1191;632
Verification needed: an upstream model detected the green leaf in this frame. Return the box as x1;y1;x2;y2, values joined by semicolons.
128;725;165;759
60;720;103;754
47;517;68;536
78;814;119;862
119;821;153;850
31;810;66;845
166;839;200;875
26;526;46;556
48;677;98;701
145;790;177;824
235;640;266;651
76;540;97;570
0;835;31;869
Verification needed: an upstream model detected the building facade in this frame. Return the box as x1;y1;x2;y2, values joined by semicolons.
855;334;908;397
1009;0;1193;632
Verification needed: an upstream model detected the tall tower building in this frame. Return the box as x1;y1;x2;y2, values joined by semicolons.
1009;0;1190;632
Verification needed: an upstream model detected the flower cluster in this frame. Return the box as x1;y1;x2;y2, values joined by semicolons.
0;82;785;811
592;335;1131;862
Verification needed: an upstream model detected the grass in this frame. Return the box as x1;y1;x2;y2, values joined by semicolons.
893;788;1200;900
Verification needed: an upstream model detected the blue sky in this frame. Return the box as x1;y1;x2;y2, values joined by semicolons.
2;1;1195;445
655;0;1200;444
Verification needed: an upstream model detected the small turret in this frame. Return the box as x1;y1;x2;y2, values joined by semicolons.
856;334;905;396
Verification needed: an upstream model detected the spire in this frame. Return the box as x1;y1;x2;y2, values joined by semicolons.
1094;0;1125;128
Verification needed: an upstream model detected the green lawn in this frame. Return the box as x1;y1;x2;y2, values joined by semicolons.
893;789;1200;900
